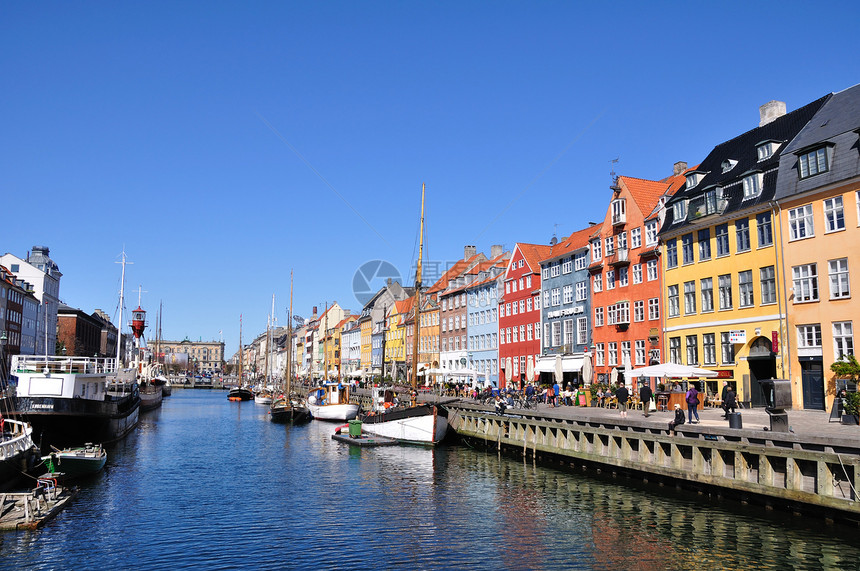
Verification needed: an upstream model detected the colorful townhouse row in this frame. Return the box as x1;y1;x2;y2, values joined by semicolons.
270;84;859;412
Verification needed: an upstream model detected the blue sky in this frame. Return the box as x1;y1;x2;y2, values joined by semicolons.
3;2;859;357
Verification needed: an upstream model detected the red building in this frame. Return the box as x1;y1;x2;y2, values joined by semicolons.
499;242;552;389
590;165;689;385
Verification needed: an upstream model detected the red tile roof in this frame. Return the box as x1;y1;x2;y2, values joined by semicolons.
512;243;554;275
540;224;602;262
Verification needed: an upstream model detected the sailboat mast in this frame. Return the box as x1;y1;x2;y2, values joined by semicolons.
286;270;293;396
116;251;127;367
264;314;270;385
323;301;328;381
411;183;425;393
239;314;243;385
270;293;276;384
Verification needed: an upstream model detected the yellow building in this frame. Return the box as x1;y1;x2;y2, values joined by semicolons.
660;98;828;405
360;316;373;372
384;299;411;380
418;295;440;370
774;86;860;411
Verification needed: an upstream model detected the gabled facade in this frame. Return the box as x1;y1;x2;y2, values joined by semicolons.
774;84;860;410
499;243;552;388
538;225;599;383
592;167;688;385
661;96;829;405
466;253;510;387
1;246;62;355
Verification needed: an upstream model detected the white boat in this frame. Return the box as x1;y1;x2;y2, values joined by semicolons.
307;382;359;421
254;391;273;405
355;183;448;446
0;417;40;490
359;387;448;445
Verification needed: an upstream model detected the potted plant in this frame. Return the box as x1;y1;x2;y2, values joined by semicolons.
831;355;860;424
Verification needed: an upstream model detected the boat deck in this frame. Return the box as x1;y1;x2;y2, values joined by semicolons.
331;433;398;447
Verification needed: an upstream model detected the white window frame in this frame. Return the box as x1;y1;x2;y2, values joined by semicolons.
742;173;762;199
632;263;642;284
792;263;819;303
824;196;845;233
797;324;822;350
633;300;644;322
833;321;854;361
667;285;680;317
635;340;646;365
645;221;659;246
647;259;658;282
648;298;660;320
829;258;850;299
788;205;815;241
595;307;604;327
593;273;603;293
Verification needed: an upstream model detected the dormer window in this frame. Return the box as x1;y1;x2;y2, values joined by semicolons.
742;172;763;199
721;159;738;173
756;140;781;161
672;200;687;222
685;173;700;188
798;145;831;179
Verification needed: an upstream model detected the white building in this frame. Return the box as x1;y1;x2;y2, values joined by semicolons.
0;247;62;355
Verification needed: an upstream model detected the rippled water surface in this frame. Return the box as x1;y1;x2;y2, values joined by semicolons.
2;390;859;570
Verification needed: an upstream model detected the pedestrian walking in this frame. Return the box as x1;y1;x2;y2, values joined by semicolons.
722;387;737;418
615;384;630;418
639;382;653;417
686;383;700;424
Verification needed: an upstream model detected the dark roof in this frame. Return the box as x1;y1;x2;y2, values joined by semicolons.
662;95;831;233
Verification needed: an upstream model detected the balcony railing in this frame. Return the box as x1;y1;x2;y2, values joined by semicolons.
607;247;629;267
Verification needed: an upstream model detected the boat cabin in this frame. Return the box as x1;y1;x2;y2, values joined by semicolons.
11;355;111;402
307;382;350;407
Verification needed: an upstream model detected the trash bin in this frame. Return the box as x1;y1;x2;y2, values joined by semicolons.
348;420;362;438
727;412;742;429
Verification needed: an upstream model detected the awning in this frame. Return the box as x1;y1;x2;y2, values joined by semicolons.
535;356;584;373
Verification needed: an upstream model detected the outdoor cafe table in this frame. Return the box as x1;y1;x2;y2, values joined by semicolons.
658;391;702;411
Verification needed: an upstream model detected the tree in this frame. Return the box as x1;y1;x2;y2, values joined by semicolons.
831;354;860;384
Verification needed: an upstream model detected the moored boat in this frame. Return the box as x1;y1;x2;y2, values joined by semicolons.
9;355;140;451
307;382;359;421
40;443;107;480
270;395;311;424
0;417;41;491
228;386;253;401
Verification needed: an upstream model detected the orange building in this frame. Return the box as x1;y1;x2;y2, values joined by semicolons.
590;166;687;385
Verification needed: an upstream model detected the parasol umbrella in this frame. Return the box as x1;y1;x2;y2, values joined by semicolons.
610;367;618;386
505;357;512;385
581;353;593;384
526;357;535;383
554;355;563;386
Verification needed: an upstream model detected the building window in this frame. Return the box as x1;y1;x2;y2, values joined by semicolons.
673;201;687;222
562;285;573;304
698;229;711;261
534;323;540;340
606;270;615;290
647;259;658;281
742;173;762;199
760;266;776;305
543;291;550;307
669;337;681;364
632;263;642;284
596;343;604;366
617;231;627;251
551;288;560;306
833;321;854;360
591;240;602;260
702;333;716;365
757;141;776;161
667;285;680;317
575;281;587;301
575;252;587;271
686;335;698;365
621;341;631;367
634;300;644;322
738;270;754;307
635;340;646;365
718;274;733;310
593;273;602;293
551;262;560;278
648;298;660;320
797;324;822;349
681;234;694;264
595;306;604;327
716;223;730;256
608;342;618;366
799;147;829;178
512;327;518;343
756;212;773;247
701;277;714;312
604;236;614;256
829;258;850;299
534;296;540;311
645;221;659;246
631;228;641;248
577;317;587;345
618;267;628;287
788;205;815;240
721;332;735;364
542;267;549;280
684;281;696;315
552;321;562;347
792;263;819;303
519;300;525;313
526;297;532;312
666;239;678;269
526;275;532;288
562;258;572;274
824;197;845;233
735;218;750;252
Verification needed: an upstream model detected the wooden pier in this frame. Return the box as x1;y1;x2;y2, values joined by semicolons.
0;480;78;531
446;403;860;522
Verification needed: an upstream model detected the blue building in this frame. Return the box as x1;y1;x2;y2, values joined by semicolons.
465;255;508;387
537;226;598;385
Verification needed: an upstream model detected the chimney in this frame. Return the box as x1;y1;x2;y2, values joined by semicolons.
673;161;688;176
464;245;477;259
386;277;393;287
759;100;786;127
312;306;318;319
490;244;503;258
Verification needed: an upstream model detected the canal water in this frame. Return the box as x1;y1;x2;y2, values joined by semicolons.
2;389;859;569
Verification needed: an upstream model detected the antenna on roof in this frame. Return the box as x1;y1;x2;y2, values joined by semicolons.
610;157;620;188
